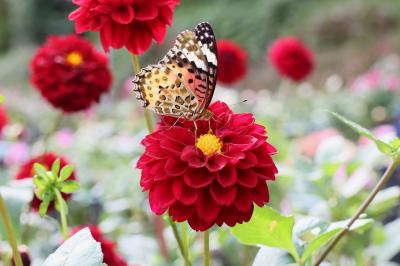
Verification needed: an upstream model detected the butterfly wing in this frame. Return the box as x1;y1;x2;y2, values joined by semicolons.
161;30;209;113
194;22;218;109
132;64;198;117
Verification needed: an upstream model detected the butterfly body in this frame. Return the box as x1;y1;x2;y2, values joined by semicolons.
133;22;217;121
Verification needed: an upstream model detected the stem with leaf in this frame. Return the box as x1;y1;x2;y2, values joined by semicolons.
168;218;192;266
0;193;23;266
314;158;400;265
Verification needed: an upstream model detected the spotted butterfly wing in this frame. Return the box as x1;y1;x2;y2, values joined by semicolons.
132;22;218;121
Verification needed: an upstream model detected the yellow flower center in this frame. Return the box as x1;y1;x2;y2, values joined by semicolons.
195;130;223;157
65;51;83;67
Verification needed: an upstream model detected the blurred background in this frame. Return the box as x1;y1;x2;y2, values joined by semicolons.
1;0;400;265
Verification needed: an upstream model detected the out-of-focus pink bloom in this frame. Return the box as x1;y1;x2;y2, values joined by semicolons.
359;124;396;146
4;142;29;167
122;76;134;97
296;128;340;157
350;70;400;92
55;129;74;149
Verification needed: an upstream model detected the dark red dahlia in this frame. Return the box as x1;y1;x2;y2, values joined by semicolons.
0;106;8;135
70;225;128;266
15;152;77;211
217;40;247;85
69;0;180;55
30;34;112;113
137;101;277;231
268;36;314;82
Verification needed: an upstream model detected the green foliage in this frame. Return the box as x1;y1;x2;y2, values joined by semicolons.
42;227;103;266
33;159;79;217
231;206;299;261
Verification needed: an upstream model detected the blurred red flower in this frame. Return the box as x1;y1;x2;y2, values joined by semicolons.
69;0;180;55
0;106;8;135
217;40;247;85
137;101;277;231
15;152;77;211
268;36;314;82
30;34;112;113
70;225;128;266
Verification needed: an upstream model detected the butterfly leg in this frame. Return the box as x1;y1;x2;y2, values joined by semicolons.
193;120;198;141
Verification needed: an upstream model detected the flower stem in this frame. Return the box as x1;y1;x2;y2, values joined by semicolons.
0;193;23;266
54;189;68;240
204;230;210;266
130;54;154;133
182;222;190;263
314;159;400;265
168;218;192;266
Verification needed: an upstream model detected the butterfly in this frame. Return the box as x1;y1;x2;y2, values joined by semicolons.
132;22;218;121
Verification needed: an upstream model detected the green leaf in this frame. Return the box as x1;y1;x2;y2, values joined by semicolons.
59;165;74;182
231;206;299;261
51;159;61;179
330;112;392;154
34;163;49;178
328;218;374;233
368;187;400;216
39;198;50;217
33;175;47;190
42;227;103;266
301;228;341;261
60;181;80;194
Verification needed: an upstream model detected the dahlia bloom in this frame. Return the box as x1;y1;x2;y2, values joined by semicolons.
137;101;277;231
30;34;112;113
217;40;247;85
70;225;128;266
268;36;314;82
15;153;77;211
69;0;180;55
0;106;8;135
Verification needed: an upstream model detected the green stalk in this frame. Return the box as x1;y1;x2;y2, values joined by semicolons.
204;230;210;266
314;159;400;265
0;194;23;266
54;189;68;240
169;219;192;266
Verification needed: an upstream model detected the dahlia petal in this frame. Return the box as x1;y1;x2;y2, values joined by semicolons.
158;6;173;25
134;3;159;21
150;161;169;180
223;144;245;164
216;165;237;187
234;189;253;212
230;135;258;151
237;169;259;188
206;154;227;172
252;180;270;206
169;202;195;222
102;21;130;49
148;18;167;44
146;144;168;159
217;205;240;227
140;168;154;190
236;152;258;169
165;158;187;176
181;146;205;168
160;139;183;156
188;214;214;232
184;168;214;188
149;180;175;215
127;22;153;55
172;178;197;205
160;127;194;145
241;204;254;223
68;7;83;21
111;5;134;24
196;190;220;222
254;166;277;180
75;17;94;34
136;153;155;168
208;101;232;116
210;181;237;206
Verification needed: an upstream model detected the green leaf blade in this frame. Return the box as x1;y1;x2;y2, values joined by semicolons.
60;181;80;194
59;165;74;182
231;206;299;261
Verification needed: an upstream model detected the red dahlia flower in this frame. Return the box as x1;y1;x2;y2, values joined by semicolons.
0;106;8;135
217;40;247;85
69;0;180;55
70;225;128;266
30;34;112;113
16;153;77;211
137;101;277;231
268;36;314;82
